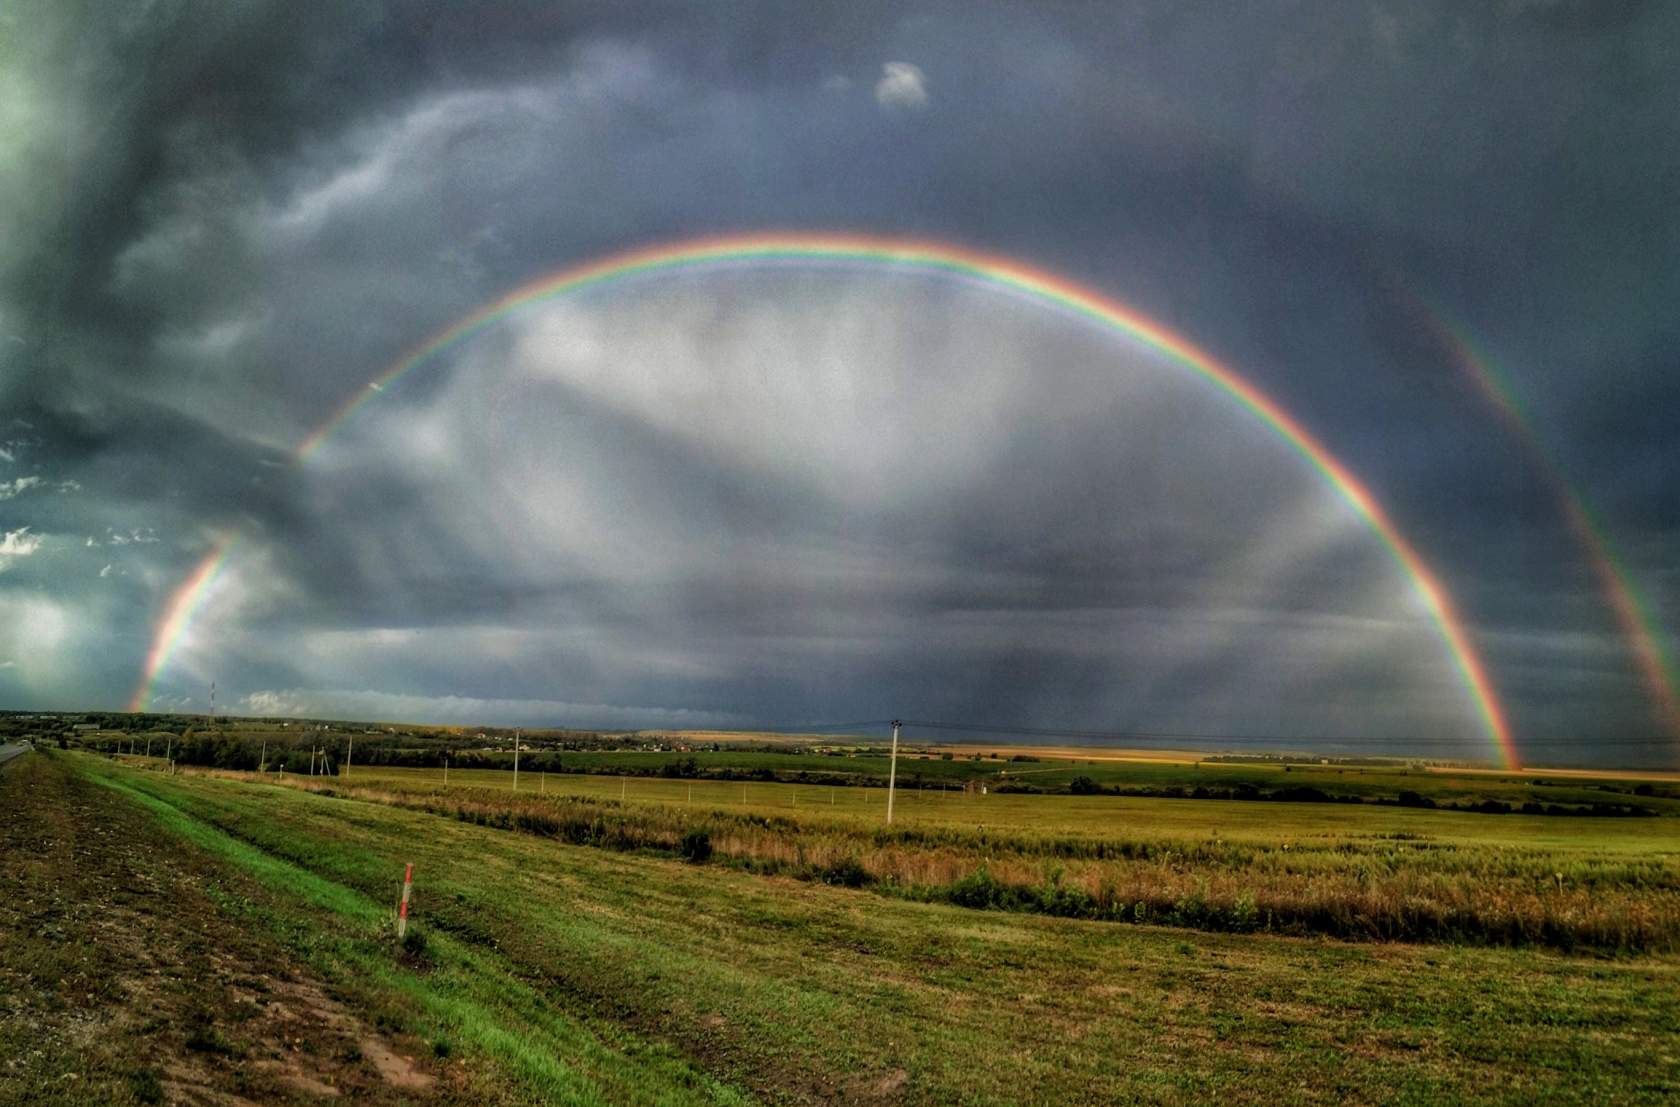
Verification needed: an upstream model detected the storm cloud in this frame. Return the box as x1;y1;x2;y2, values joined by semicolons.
3;1;1676;763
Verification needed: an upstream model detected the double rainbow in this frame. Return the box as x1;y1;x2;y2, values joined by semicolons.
130;232;1518;766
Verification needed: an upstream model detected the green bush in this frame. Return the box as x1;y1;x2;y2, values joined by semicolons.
1033;881;1095;918
820;856;869;887
679;828;713;863
1230;892;1260;932
948;867;1013;910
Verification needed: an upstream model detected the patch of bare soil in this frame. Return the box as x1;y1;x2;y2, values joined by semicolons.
0;753;443;1105
843;1066;909;1101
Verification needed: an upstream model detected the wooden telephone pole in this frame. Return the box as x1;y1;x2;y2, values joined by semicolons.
886;720;902;824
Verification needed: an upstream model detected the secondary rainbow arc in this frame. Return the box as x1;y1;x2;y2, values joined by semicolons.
1417;305;1680;738
130;232;1519;767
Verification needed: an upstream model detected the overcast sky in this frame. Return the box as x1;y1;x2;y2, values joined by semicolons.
2;1;1675;763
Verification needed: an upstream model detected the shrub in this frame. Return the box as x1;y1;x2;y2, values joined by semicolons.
820;856;869;887
679;829;713;864
661;756;701;778
1172;891;1209;927
948;867;1012;910
1269;786;1332;803
1068;775;1102;796
1034;880;1095;918
1229;893;1260;932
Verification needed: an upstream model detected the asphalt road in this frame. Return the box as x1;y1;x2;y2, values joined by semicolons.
0;741;32;771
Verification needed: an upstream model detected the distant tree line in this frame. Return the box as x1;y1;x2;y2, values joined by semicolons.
1062;776;1657;816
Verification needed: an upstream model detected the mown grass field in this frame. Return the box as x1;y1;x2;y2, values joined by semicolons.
232;763;1679;951
8;748;1678;1103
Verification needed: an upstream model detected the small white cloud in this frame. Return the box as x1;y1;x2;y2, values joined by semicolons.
874;61;928;111
99;563;113;578
0;447;12;463
0;528;42;556
106;527;158;547
57;480;81;494
0;475;41;500
85;536;98;547
822;74;852;93
0;527;42;571
0;660;14;669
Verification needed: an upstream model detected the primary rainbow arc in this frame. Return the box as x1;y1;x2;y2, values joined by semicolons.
131;232;1519;767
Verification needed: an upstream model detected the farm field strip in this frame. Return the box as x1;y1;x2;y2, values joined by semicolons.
161;761;1680;952
326;763;1680;854
73;754;1680;1104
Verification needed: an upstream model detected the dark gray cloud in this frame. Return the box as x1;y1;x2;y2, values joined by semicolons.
3;0;1676;763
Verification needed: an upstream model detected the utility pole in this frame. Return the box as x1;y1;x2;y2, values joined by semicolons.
259;740;266;772
512;729;520;792
886;720;901;824
346;734;353;779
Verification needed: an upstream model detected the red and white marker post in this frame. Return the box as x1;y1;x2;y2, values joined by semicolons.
396;862;414;940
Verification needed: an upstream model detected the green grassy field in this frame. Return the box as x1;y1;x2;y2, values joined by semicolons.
330;762;1680;850
338;747;1680;814
11;750;1680;1103
230;762;1678;951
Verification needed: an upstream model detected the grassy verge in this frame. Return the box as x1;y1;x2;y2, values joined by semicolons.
74;754;1680;1105
80;761;750;1106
